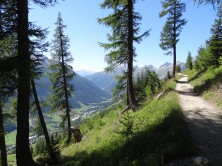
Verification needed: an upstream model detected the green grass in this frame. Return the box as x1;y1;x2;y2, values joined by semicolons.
7;154;16;166
59;87;196;166
5;130;16;146
184;66;222;109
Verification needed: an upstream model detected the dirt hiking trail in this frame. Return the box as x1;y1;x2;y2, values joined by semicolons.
176;75;222;166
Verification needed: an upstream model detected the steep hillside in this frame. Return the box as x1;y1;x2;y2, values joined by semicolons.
85;66;126;94
58;81;196;165
35;57;111;108
184;66;222;109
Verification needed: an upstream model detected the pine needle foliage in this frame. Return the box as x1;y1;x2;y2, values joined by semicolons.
207;4;222;66
186;51;193;70
194;0;221;6
99;0;149;110
98;0;149;72
159;0;187;77
49;12;75;141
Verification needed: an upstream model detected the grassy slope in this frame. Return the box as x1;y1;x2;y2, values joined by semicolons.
5;130;16;146
184;65;222;109
60;81;196;166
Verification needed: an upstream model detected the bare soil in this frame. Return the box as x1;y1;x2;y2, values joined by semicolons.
176;75;222;166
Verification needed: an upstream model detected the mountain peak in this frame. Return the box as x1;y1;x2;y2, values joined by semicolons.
160;62;171;68
75;70;96;77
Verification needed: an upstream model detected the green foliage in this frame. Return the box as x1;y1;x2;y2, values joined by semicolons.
189;65;222;92
34;137;47;156
194;46;214;72
0;36;17;103
134;67;162;102
50;132;62;159
186;51;193;70
194;5;222;72
159;0;187;77
186;65;222;109
194;0;221;5
166;71;171;80
176;65;181;73
159;0;187;51
116;111;135;141
98;0;149;71
98;0;149;109
219;56;222;65
112;72;127;102
35;132;63;165
7;154;16;165
0;0;17;40
61;88;196;165
48;13;74;135
207;4;222;67
32;118;44;136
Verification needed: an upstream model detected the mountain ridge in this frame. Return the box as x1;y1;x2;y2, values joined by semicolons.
35;57;111;109
84;62;185;94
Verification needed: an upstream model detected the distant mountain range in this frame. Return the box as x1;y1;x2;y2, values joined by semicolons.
36;59;185;107
85;66;126;94
83;62;186;94
75;70;96;77
35;57;111;109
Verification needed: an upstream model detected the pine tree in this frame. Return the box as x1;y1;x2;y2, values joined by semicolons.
0;105;6;166
113;72;127;102
159;0;187;77
16;0;36;164
49;13;74;141
99;0;149;111
0;3;18;162
31;79;58;163
0;36;17;166
0;0;17;40
176;65;181;73
167;71;171;80
186;51;193;70
1;0;61;165
208;4;222;66
194;0;221;5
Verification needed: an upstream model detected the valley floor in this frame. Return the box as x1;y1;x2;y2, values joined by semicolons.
176;75;222;165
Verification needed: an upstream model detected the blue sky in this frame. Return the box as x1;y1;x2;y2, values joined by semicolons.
30;0;217;71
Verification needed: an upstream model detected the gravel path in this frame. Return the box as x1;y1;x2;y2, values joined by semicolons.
176;75;222;166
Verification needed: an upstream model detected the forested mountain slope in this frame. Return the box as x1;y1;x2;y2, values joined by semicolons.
35;57;111;109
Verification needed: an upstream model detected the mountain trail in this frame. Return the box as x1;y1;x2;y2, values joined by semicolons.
176;75;222;166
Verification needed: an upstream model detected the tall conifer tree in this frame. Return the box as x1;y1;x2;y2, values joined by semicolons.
49;13;74;141
1;0;60;165
0;36;17;166
186;51;193;70
159;0;187;77
99;0;149;111
29;24;58;162
16;0;36;165
208;4;222;66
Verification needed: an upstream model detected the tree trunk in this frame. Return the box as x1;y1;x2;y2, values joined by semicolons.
173;43;176;78
31;79;57;163
16;0;34;165
59;28;72;141
172;2;177;78
61;57;72;141
0;104;7;166
127;0;138;111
